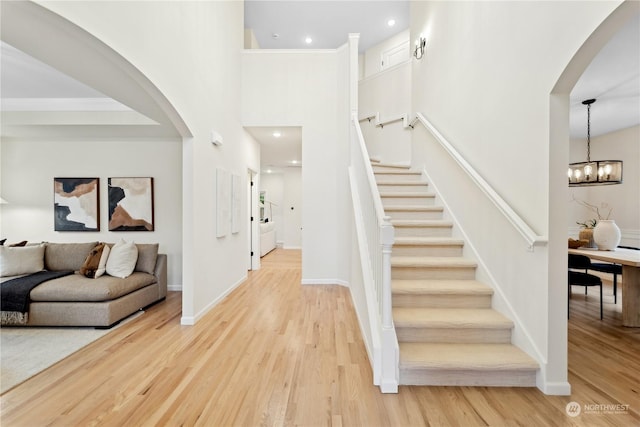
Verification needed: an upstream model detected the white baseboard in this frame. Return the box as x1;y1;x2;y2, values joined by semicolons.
282;245;301;250
539;381;572;395
167;285;182;292
180;274;247;325
301;278;349;287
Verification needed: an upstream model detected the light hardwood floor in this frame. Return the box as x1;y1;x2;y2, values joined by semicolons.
1;249;639;426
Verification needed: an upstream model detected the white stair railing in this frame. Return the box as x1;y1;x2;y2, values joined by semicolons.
349;112;398;393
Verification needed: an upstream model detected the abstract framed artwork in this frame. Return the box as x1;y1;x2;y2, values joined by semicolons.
54;178;100;231
108;177;154;231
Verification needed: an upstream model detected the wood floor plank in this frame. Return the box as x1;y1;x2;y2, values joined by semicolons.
1;249;639;426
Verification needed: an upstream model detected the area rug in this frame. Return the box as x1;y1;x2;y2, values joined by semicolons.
0;312;143;394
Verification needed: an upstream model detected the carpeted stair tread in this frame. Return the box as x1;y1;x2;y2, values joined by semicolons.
393;237;463;246
392;279;493;295
391;220;453;227
391;256;476;268
399;343;538;370
380;192;436;198
393;307;513;329
384;206;443;212
377;180;429;186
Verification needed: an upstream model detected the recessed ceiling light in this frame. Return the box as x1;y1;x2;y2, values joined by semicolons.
305;37;313;44
291;160;298;164
387;19;396;27
273;131;281;138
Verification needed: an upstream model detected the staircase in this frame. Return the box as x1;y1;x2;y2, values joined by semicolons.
373;162;539;387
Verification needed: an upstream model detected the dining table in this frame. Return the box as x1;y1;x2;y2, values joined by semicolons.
568;247;640;327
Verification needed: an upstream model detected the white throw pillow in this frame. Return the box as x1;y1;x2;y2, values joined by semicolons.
105;239;138;278
0;244;45;277
94;244;111;279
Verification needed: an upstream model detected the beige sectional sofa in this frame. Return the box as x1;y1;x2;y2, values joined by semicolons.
1;241;167;328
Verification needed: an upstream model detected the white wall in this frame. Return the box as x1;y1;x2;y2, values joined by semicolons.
359;61;412;164
569;125;640;247
261;169;302;249
242;48;350;285
0;137;183;287
363;29;409;78
23;1;260;324
409;0;623;394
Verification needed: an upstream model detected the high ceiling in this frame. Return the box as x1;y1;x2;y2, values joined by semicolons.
244;0;409;52
1;3;638;168
569;12;640;139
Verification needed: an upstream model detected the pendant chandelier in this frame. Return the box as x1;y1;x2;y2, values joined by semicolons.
568;98;623;187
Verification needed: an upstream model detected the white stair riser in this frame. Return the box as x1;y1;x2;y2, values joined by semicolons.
386;210;444;220
377;184;430;193
393;293;492;309
375;173;424;182
396;327;512;344
399;368;537;387
382;196;435;206
394;226;452;238
392;244;463;257
392;266;476;280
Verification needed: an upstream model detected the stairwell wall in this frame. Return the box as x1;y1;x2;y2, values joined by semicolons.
242;47;351;285
358;61;412;165
409;1;622;394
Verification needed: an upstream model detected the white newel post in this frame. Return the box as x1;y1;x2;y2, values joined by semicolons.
380;216;398;392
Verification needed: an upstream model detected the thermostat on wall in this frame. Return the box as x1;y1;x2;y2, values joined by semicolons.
211;130;223;146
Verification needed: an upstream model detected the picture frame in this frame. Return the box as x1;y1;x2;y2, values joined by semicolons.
108;177;154;231
54;178;100;231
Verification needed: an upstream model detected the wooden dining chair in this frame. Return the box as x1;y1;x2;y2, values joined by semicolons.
568;254;603;319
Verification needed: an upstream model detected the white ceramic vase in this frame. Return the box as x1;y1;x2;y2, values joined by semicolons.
593;220;621;251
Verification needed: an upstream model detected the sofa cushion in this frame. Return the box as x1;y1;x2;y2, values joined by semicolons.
29;272;156;302
79;243;106;278
45;242;98;271
94;245;110;278
135;243;159;274
0;244;45;277
106;239;138;278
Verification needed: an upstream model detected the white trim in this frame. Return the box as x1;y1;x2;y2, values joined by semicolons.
180;274;247;325
242;48;338;55
539;380;572;396
359;59;411;84
301;278;349;287
167;284;182;292
1;97;132;111
282;245;302;250
349;166;383;385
